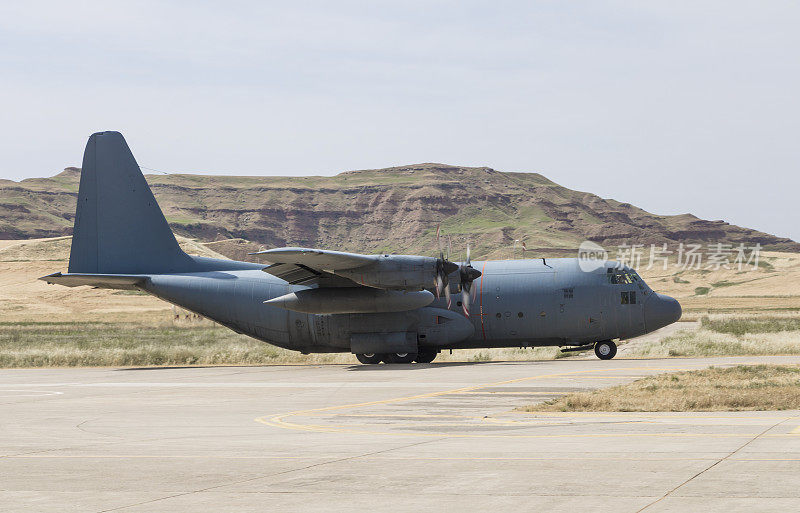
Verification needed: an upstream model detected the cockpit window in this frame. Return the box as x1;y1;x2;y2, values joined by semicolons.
607;268;638;285
607;267;650;295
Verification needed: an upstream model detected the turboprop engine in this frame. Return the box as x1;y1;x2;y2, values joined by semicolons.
251;246;482;316
250;248;463;291
333;254;459;290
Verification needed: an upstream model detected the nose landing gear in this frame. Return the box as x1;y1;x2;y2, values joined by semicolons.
594;340;617;360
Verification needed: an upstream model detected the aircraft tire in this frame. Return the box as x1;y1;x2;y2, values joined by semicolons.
594;340;617;360
355;353;383;364
414;351;437;364
382;353;416;364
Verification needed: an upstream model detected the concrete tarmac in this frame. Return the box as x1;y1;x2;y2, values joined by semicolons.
2;355;800;512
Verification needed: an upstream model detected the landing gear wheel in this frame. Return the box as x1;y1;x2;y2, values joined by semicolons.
594;340;617;360
414;351;437;364
356;353;382;364
382;353;417;364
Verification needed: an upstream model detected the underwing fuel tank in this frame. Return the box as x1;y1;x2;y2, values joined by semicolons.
264;287;435;314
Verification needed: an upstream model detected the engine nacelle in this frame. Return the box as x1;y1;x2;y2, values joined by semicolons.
335;254;457;290
264;287;434;314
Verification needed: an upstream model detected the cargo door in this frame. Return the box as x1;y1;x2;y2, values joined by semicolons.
556;284;605;343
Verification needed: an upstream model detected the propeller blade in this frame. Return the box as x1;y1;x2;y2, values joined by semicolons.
444;283;452;309
456;242;481;317
447;235;451;261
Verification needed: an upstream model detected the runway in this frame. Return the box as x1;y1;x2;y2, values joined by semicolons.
2;356;800;512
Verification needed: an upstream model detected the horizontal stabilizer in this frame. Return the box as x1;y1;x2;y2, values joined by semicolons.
39;272;146;290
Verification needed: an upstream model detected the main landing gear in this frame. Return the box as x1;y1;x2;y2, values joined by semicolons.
594;340;617;360
355;353;382;364
355;351;438;365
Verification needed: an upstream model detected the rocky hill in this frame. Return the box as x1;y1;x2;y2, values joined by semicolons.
1;164;797;259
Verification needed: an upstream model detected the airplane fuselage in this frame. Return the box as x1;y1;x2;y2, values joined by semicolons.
143;256;680;354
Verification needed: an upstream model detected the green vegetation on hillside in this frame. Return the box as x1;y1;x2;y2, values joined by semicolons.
3;163;797;257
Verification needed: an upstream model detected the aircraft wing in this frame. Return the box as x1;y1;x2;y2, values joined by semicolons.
262;262;358;287
252;247;375;287
251;246;478;298
250;247;377;270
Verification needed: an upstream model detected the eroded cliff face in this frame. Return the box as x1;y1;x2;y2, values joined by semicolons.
1;164;797;258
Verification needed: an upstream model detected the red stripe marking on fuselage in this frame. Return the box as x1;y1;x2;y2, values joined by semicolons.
479;260;487;340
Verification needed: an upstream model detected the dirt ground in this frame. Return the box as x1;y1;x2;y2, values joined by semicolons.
2;237;799;323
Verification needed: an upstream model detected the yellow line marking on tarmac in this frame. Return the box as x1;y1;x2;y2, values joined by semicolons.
8;454;800;461
558;376;662;379
453;391;568;395
302;413;497;419
255;362;800;439
2;454;314;459
256;366;670;431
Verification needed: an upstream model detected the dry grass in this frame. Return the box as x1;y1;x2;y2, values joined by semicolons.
701;316;800;335
0;321;352;367
522;365;800;411
0;321;575;368
622;316;800;357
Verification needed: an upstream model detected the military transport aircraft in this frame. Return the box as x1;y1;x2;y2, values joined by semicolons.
41;132;682;364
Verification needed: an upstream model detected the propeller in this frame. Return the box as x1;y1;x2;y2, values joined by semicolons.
434;226;457;308
434;226;480;316
458;243;482;317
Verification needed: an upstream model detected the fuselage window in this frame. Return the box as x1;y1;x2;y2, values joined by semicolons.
621;291;629;304
630;291;636;304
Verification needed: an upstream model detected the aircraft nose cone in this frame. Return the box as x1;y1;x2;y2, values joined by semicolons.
644;293;682;331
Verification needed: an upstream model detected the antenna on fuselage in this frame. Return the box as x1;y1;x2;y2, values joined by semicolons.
542;257;552;268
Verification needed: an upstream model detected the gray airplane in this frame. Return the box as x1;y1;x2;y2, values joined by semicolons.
42;132;682;364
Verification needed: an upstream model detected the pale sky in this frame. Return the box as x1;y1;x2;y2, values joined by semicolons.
1;1;798;241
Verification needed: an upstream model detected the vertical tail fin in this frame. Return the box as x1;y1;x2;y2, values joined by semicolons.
68;131;194;274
